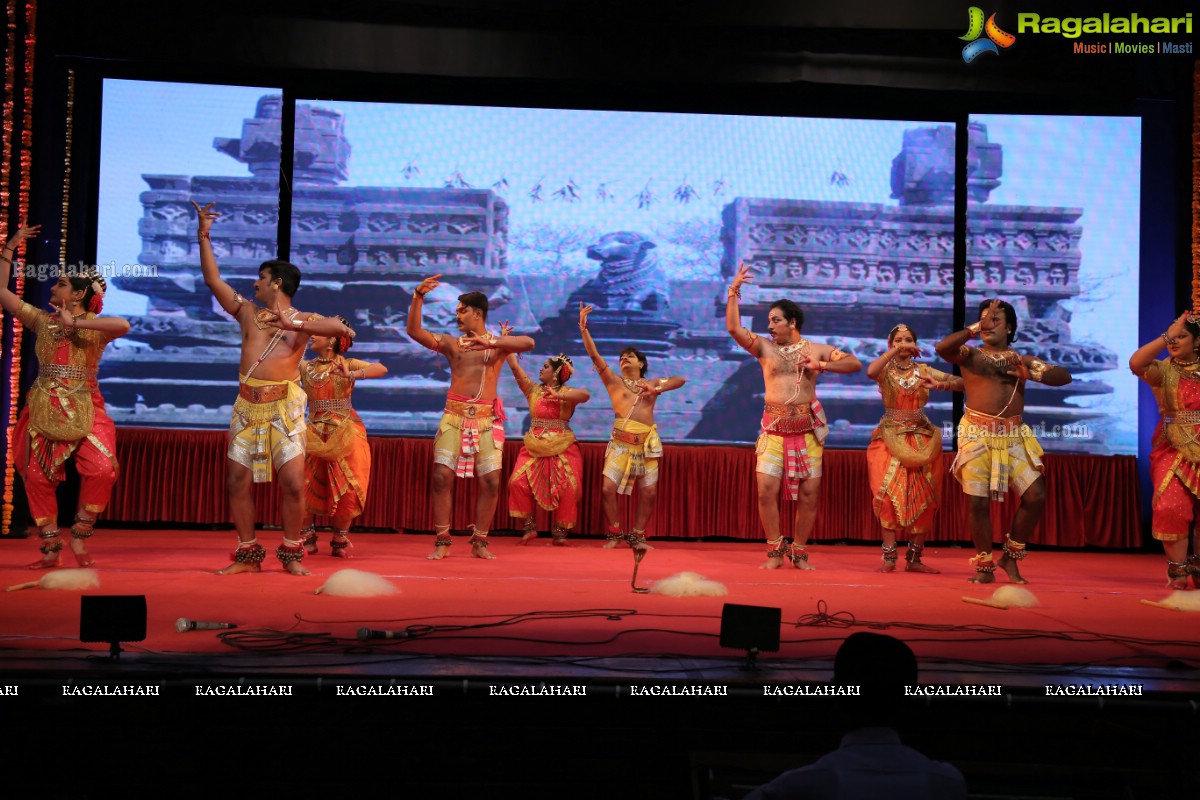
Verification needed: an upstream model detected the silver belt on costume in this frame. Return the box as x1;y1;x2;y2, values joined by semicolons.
882;408;929;424
39;364;96;382
312;398;353;413
1165;410;1200;425
530;417;568;431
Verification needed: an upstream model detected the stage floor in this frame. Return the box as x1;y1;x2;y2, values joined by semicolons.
0;529;1197;692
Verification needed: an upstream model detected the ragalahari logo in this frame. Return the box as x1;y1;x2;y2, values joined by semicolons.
960;7;1017;62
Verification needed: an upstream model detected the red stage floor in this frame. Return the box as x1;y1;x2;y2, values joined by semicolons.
0;529;1196;690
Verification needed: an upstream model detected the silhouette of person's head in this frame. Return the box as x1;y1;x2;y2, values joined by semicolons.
834;632;918;728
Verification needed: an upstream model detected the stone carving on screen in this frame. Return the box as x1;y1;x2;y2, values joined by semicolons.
103;100;1116;452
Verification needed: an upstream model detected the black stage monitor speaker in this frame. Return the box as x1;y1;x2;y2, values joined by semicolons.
719;603;781;653
80;595;147;659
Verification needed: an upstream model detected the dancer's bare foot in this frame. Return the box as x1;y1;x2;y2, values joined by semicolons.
518;530;538;545
27;530;64;569
26;552;61;570
69;537;95;567
790;551;815;571
283;560;310;576
905;560;940;574
996;553;1028;584
967;570;995;584
876;561;896;573
602;535;625;549
428;530;452;560
471;541;496;560
301;528;319;556
760;556;786;570
217;561;261;575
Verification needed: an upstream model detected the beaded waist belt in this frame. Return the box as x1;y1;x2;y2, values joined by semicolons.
40;364;96;382
762;402;817;435
530;417;569;431
961;410;1023;433
1165;410;1200;425
763;401;812;418
611;428;647;446
882;408;929;424
313;398;353;413
445;399;494;419
239;382;289;404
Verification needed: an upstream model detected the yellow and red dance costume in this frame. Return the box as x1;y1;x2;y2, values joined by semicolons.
299;356;371;555
433;393;506;477
509;380;583;542
13;302;119;562
755;400;827;562
1140;359;1200;587
431;392;506;552
950;406;1043;576
603;418;662;494
226;374;307;566
866;363;953;570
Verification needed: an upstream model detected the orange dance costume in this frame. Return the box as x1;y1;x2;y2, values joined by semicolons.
866;362;952;535
508;380;584;534
1141;359;1200;543
299;356;371;521
13;302;119;533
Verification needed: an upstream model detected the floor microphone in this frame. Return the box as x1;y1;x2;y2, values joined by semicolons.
175;617;238;632
357;627;408;641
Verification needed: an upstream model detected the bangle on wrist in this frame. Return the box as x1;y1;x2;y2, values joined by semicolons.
967;322;981;337
294;318;304;330
198;231;210;240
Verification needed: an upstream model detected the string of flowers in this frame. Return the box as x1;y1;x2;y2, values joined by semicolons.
1192;62;1199;314
2;1;35;535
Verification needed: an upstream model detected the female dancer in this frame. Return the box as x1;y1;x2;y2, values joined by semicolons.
505;349;590;545
865;323;961;573
1130;311;1200;588
1;224;130;568
298;318;387;557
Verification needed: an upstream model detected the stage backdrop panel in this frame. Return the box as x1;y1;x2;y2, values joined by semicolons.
107;427;1141;549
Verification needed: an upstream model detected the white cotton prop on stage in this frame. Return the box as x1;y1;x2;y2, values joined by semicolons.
961;586;1039;610
314;569;399;597
649;572;728;598
5;568;100;592
1140;591;1200;612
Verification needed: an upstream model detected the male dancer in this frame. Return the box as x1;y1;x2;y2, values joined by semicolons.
407;274;534;559
935;298;1072;583
579;302;686;550
726;263;862;568
195;201;355;575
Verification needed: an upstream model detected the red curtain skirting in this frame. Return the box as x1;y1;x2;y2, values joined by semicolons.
107;427;1143;549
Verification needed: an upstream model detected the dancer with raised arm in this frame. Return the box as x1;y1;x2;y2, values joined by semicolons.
935;298;1072;584
194;201;355;575
1129;310;1200;589
725;263;862;569
579;302;685;551
406;274;534;560
865;324;962;574
2;224;129;569
298;318;387;558
505;347;590;545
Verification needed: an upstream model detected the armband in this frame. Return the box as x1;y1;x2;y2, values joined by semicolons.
1028;358;1049;382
